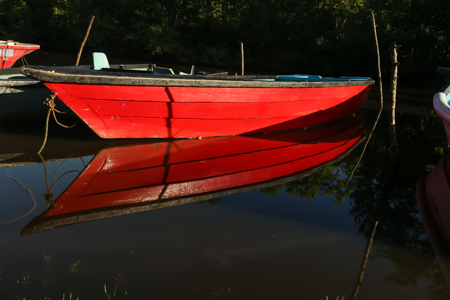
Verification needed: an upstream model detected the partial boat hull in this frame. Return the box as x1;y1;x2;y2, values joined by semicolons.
1;64;171;124
417;152;450;285
433;83;450;145
0;41;39;69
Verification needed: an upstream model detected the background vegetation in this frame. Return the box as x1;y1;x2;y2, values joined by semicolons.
1;0;450;87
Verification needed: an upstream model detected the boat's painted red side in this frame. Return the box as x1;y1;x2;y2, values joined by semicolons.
417;152;450;284
42;115;364;217
0;43;40;69
45;82;371;138
418;153;450;248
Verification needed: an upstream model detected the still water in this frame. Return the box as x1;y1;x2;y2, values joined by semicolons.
1;63;450;299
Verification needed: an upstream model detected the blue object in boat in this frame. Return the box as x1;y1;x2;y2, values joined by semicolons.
276;75;371;82
93;52;110;70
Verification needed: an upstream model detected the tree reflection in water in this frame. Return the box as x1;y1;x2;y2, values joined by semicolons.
260;111;450;299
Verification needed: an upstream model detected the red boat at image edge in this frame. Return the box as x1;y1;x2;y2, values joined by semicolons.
20;61;374;139
21;114;365;235
1;40;39;69
417;151;450;285
434;82;450;146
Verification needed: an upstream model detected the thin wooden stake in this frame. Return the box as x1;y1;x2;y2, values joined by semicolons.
75;15;95;66
389;41;400;155
240;42;244;75
350;221;379;300
346;11;384;186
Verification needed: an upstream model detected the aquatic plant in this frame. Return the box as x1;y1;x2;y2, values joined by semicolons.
15;273;31;285
104;283;128;300
68;260;82;273
1;252;135;299
191;283;234;299
112;272;125;287
39;293;83;300
41;253;55;289
208;285;233;299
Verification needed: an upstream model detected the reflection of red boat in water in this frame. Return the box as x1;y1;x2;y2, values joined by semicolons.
417;152;450;284
22;115;365;235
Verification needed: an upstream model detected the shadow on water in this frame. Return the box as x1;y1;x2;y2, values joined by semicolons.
1;86;450;299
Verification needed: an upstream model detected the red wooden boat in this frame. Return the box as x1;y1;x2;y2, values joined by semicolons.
434;83;450;145
417;152;450;285
21;115;365;235
20;65;373;139
0;40;39;69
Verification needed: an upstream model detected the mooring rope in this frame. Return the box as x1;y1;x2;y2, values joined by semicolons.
20;55;29;66
38;153;55;206
0;154;82;224
0;174;37;224
37;153;80;206
37;93;78;154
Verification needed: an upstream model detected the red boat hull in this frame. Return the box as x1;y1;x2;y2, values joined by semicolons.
0;42;39;69
45;82;372;138
417;152;450;285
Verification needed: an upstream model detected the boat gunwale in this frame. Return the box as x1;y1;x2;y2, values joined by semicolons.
21;66;375;88
439;82;450;95
0;41;40;49
1;64;157;87
434;82;450;119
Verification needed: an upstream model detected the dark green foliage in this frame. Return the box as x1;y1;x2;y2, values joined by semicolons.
1;0;449;86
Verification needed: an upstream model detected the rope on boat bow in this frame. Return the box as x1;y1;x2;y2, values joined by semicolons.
37;93;78;154
20;55;29;66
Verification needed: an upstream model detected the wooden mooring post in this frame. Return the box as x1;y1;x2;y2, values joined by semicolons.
390;41;400;155
240;42;244;75
346;11;383;186
350;221;379;300
75;15;95;66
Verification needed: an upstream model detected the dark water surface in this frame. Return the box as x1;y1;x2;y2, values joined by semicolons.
1;79;450;299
